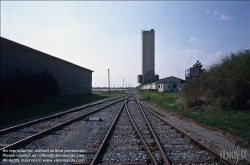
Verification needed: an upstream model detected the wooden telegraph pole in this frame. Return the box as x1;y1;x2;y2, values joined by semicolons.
108;69;110;95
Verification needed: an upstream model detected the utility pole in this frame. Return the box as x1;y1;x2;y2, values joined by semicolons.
178;71;180;90
108;69;110;95
185;69;189;96
194;77;196;105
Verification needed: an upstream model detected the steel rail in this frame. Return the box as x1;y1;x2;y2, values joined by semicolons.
89;94;130;165
134;94;171;165
125;98;158;165
0;95;126;134
0;96;127;154
138;100;236;165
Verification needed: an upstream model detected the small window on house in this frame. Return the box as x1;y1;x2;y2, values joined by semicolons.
161;85;163;88
159;85;160;88
168;85;171;89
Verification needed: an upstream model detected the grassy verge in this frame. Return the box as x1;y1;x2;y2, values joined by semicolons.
138;90;250;143
1;91;124;126
145;105;165;117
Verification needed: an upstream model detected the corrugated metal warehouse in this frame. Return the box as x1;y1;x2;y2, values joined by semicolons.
0;37;93;96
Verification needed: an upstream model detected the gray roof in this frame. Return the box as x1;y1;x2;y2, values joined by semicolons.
156;76;185;83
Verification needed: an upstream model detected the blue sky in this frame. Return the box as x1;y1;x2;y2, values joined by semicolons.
1;1;250;87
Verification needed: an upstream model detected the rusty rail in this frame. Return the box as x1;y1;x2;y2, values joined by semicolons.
125;100;158;165
0;96;126;153
138;97;235;165
1;95;126;134
89;95;129;165
135;94;171;165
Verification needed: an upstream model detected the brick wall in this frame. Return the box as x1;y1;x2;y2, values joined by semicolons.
0;37;93;96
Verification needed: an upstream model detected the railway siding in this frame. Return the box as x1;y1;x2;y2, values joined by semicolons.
0;91;239;164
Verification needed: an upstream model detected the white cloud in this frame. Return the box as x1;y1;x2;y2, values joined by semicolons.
206;10;233;20
208;51;222;59
183;49;204;60
183;49;203;55
188;36;198;42
213;11;218;15
219;14;233;20
204;51;223;66
188;36;202;43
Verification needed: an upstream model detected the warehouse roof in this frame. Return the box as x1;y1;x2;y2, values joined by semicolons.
157;76;185;83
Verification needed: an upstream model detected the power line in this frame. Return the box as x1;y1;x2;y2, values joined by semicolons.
2;25;59;53
1;19;70;53
1;19;109;68
1;24;85;63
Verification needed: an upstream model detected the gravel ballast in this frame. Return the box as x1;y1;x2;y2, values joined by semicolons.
1;100;125;165
136;92;250;164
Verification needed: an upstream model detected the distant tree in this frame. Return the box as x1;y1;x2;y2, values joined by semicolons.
193;60;205;72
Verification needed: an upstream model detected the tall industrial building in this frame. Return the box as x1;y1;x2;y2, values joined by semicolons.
137;29;159;84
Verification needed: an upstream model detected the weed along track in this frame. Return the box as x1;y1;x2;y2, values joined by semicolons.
135;93;236;165
1;91;236;165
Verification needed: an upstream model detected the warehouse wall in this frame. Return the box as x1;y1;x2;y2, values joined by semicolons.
0;37;93;96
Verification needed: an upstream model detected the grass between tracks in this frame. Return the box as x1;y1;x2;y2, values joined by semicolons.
138;90;250;143
1;91;124;126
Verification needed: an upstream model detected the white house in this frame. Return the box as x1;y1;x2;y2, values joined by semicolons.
139;82;157;90
139;76;185;92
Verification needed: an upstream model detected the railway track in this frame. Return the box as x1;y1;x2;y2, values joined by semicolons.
74;92;235;165
73;92;155;165
1;91;236;165
0;95;127;153
134;93;235;165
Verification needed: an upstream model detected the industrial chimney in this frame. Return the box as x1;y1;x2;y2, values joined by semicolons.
138;29;159;84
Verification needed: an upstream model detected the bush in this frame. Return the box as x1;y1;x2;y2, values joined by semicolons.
181;48;250;110
1;68;61;106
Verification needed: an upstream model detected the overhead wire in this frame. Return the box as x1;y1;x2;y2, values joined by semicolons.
1;24;86;67
1;19;109;69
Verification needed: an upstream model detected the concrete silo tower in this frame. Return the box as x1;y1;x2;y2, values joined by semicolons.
138;29;159;84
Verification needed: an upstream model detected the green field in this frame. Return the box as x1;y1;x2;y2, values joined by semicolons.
1;91;124;126
138;90;250;143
